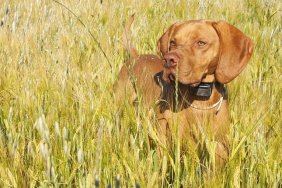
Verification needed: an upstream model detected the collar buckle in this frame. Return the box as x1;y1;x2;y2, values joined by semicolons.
189;83;214;97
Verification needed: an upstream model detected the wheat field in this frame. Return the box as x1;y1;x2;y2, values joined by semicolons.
0;0;281;187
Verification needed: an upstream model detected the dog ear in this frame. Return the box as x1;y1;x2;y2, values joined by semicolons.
157;23;179;58
212;21;254;84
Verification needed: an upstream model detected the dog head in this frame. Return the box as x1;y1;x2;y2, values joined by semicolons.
157;20;254;85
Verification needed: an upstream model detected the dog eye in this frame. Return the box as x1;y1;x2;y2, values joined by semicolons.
197;41;207;47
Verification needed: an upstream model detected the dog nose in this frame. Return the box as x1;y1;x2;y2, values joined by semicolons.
164;54;179;68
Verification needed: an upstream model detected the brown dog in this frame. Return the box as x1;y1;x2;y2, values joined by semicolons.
114;19;253;167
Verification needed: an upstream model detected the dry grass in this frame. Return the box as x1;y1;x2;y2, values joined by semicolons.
0;0;281;187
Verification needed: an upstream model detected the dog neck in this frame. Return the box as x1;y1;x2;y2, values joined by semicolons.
182;82;226;112
154;72;226;113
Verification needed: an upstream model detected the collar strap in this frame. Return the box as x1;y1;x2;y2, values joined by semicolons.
188;83;215;97
154;72;218;98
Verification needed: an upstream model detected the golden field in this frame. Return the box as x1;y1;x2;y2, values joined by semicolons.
0;0;281;187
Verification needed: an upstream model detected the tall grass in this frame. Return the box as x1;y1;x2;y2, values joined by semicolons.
0;0;281;187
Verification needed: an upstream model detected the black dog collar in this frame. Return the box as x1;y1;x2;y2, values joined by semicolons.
154;71;218;98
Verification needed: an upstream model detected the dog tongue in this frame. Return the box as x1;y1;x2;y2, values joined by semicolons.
190;82;200;87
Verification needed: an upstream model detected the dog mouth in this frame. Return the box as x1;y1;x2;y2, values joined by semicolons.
167;74;201;87
162;61;202;87
168;74;175;81
189;82;201;87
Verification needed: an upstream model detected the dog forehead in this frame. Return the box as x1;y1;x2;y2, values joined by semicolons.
172;21;218;40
